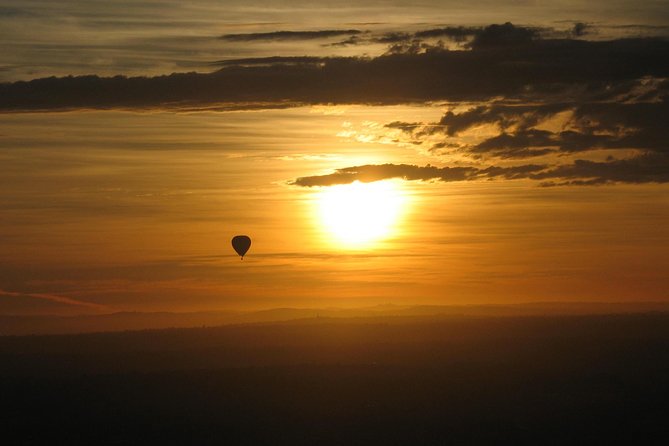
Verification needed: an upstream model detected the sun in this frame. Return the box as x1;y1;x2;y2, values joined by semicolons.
317;180;406;247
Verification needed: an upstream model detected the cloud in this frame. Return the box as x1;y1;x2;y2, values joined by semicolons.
328;35;366;47
373;32;413;43
329;31;417;47
220;29;362;41
388;81;669;161
356;74;668;186
385;121;423;132
435;84;669;138
438;103;571;136
291;151;669;187
2;32;668;111
572;22;591;37
466;127;627;158
211;56;324;67
472;130;558;158
0;288;109;311
295;81;669;185
4;22;663;188
468;22;539;49
290;163;546;187
531;152;669;185
414;26;480;40
330;23;546;48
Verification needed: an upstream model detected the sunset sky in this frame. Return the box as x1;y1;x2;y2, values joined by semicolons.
1;0;668;315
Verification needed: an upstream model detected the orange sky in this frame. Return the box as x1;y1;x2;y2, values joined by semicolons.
1;106;667;314
1;2;668;315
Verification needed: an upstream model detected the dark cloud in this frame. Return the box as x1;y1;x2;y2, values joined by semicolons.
473;130;557;158
291;151;669;187
470;98;667;153
2;35;667;112
329;23;542;48
211;56;323;67
469;22;538;49
532;152;669;185
293;77;669;186
572;22;591;37
373;32;413;43
219;29;362;41
327;31;415;48
383;40;436;55
332;23;556;49
290;163;546;187
5;22;664;190
389;81;669;160
569;100;669;144
438;103;571;136
471;130;628;158
385;121;423;132
328;35;365;47
414;26;480;41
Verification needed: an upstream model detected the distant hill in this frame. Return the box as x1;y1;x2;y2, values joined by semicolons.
1;301;669;336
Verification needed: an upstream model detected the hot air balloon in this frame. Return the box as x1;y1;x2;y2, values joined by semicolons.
231;235;251;259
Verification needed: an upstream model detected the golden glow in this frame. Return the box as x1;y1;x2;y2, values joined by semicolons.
317;180;406;247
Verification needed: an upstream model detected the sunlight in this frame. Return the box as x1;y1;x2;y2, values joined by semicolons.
317;180;406;247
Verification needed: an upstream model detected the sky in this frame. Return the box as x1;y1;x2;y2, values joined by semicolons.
1;0;668;315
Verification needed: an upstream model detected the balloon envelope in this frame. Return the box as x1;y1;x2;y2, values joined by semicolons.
231;235;251;259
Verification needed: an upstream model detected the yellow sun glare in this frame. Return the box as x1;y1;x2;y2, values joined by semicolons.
318;180;406;247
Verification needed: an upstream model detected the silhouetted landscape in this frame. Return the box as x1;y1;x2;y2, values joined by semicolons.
3;311;669;444
3;301;669;335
